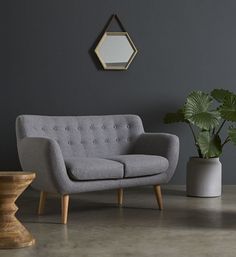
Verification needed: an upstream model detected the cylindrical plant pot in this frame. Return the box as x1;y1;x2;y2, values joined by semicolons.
186;157;222;197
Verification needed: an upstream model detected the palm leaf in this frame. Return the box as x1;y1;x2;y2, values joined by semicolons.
197;131;222;158
211;89;234;103
184;91;221;130
219;95;236;121
164;109;187;124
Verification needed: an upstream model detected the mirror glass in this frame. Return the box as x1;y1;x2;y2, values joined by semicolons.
95;32;138;70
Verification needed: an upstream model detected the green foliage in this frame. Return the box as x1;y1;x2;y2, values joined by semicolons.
164;88;236;159
211;89;233;103
184;91;221;130
219;95;236;121
163;109;187;124
228;127;236;146
197;131;222;158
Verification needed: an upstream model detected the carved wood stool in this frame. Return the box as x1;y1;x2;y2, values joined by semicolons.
0;172;36;249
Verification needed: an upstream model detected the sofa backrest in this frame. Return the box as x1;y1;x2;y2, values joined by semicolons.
16;115;144;158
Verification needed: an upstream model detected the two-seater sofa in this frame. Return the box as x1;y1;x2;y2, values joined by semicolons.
16;114;179;224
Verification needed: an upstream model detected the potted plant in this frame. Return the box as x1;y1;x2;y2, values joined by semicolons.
164;89;236;197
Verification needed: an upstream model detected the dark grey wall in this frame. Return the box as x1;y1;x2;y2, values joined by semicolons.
2;0;236;184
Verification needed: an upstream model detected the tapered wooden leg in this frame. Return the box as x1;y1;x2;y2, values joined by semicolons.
61;195;69;224
154;185;163;210
117;188;123;206
38;191;47;215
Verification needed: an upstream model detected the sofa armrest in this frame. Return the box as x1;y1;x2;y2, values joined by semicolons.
133;133;179;182
17;137;69;193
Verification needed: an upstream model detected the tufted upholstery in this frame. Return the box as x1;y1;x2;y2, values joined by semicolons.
15;114;180;225
16;114;179;195
16;115;144;158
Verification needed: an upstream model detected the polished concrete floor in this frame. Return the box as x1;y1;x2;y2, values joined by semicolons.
1;186;236;257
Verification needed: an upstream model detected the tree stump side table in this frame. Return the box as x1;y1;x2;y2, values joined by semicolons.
0;172;36;249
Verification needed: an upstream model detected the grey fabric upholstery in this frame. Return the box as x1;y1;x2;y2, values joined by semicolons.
16;115;179;194
18;137;67;193
16;115;144;158
65;157;124;181
133;133;180;181
65;155;168;181
106;155;169;178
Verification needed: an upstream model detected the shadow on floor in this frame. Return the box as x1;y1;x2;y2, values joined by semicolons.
16;187;236;230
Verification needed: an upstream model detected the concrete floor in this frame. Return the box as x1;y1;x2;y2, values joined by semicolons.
1;186;236;257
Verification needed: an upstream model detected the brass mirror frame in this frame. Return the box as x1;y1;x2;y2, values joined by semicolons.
94;32;138;70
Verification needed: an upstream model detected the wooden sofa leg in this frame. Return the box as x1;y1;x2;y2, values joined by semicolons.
38;191;47;215
154;185;163;210
61;195;69;224
117;188;123;206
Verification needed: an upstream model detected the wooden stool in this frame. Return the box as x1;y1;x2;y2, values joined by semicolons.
0;172;36;249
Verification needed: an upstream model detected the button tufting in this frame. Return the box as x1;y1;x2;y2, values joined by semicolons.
113;125;117;129
65;127;69;131
101;125;106;129
53;126;58;130
105;138;109;143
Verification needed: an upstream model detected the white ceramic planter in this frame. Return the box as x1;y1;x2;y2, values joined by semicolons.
186;157;222;197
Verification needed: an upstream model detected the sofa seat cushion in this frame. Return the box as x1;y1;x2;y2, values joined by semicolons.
106;155;169;178
65;157;124;181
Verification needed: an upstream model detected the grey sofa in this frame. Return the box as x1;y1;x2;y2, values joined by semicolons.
16;114;179;224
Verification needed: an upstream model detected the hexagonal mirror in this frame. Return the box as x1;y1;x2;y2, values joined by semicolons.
95;32;138;70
